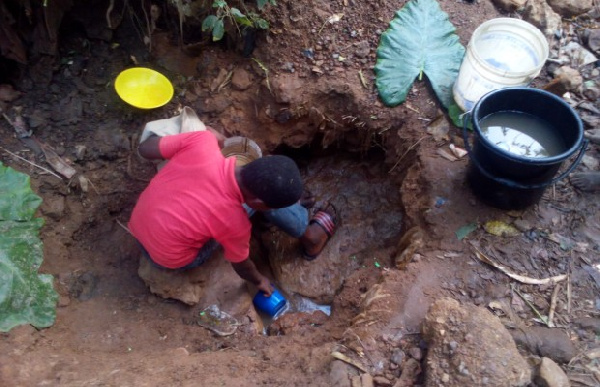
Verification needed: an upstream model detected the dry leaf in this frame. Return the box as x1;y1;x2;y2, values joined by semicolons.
449;143;467;158
35;139;77;179
436;148;457;162
328;13;344;24
484;220;520;237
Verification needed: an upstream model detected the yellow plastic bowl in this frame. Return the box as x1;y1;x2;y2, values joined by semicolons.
114;67;174;109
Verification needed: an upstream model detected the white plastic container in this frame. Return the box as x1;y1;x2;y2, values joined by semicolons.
221;136;262;166
453;18;549;112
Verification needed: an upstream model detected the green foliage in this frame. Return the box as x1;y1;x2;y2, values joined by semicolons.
202;0;274;42
256;0;276;10
0;162;58;332
374;0;465;110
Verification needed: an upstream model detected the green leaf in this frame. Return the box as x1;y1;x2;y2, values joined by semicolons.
212;19;225;41
0;163;58;332
255;18;269;30
375;0;465;109
230;7;245;19
455;222;478;240
257;0;268;9
202;15;219;31
257;0;276;10
213;0;226;8
236;16;254;28
0;164;42;221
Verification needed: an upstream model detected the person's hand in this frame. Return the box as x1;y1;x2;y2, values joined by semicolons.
256;277;273;297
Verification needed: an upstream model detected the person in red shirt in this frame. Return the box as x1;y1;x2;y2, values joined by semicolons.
129;128;338;296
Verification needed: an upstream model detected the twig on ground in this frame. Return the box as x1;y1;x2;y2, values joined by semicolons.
547;283;561;328
512;285;549;326
330;351;367;373
358;70;368;89
106;0;115;28
389;136;426;173
568;252;573;315
1;146;62;180
116;219;133;236
472;244;567;285
217;70;233;93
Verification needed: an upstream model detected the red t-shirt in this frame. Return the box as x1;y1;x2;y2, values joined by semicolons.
128;131;251;268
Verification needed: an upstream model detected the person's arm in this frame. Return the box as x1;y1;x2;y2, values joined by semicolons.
206;126;226;149
231;259;273;296
138;135;163;159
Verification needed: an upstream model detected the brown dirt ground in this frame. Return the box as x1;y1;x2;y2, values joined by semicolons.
1;0;599;386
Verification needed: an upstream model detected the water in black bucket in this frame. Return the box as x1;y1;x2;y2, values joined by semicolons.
479;111;565;158
463;88;587;210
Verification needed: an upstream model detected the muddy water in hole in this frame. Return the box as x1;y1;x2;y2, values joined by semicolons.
260;151;404;326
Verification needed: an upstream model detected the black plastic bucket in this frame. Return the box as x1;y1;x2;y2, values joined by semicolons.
463;88;587;210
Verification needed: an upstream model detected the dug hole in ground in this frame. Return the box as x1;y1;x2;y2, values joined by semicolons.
1;0;600;386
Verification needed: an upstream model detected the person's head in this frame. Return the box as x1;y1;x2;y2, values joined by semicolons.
239;155;303;210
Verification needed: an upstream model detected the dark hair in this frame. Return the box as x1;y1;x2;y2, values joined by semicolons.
240;155;303;208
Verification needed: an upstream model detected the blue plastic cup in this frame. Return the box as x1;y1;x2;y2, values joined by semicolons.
253;288;287;317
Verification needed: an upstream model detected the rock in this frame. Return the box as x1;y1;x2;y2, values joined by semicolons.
542;66;583;96
231;68;253;90
354;41;370;59
581;154;599;171
535;357;570;387
0;84;22;102
330;359;358;387
372;375;390;386
264;226;356;304
40;195;66;220
394;358;420;387
582;29;600;55
547;0;593;17
562;42;598;68
137;251;253;315
408;347;422;361
510;326;576;363
523;0;562;36
422;298;531;386
390;348;405;366
93;120;130;159
271;74;304;104
583;86;600;102
574;317;600;334
203;94;232;114
491;0;527;12
513;219;532;232
61;271;98;301
58;295;71;307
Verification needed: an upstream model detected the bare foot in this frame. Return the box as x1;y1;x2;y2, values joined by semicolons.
300;203;338;261
584;129;600;146
571;172;600;192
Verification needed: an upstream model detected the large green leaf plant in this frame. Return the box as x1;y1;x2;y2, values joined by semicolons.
375;0;465;119
0;162;58;332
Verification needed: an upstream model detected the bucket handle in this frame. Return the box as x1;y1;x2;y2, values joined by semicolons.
462;113;588;190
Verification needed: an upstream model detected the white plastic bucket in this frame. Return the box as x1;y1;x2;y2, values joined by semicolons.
221;136;262;166
453;18;549;112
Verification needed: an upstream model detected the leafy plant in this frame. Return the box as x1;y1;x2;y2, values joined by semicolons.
202;0;274;42
374;0;464;111
0;162;58;332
